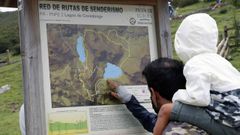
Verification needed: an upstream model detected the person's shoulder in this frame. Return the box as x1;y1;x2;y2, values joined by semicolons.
184;55;205;68
183;54;217;72
185;53;218;66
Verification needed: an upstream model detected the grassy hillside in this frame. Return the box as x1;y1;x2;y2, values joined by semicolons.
0;56;23;135
0;12;18;24
171;1;240;70
0;11;22;134
0;11;19;54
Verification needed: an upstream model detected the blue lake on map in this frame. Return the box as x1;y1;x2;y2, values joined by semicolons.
104;63;123;79
76;36;86;63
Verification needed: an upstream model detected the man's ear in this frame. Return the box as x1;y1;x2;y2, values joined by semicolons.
150;87;161;100
150;88;160;98
149;87;154;94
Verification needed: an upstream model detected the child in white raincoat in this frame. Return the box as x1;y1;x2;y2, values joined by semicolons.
153;13;240;135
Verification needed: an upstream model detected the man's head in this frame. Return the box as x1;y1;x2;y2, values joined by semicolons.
142;58;186;113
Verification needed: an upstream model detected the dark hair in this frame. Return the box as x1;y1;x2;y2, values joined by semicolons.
142;58;186;101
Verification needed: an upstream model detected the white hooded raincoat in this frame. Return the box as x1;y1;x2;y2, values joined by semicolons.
172;13;240;127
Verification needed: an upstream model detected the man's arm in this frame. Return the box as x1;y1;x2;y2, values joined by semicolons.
107;80;157;132
107;80;207;134
126;96;208;135
125;95;157;132
153;103;173;135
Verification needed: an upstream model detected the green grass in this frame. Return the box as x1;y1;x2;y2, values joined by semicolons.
170;1;240;70
229;47;240;70
175;1;214;15
0;55;23;135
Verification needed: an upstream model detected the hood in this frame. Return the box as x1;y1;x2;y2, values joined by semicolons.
174;13;218;63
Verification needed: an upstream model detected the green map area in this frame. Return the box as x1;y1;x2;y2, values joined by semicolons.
48;111;88;135
47;24;150;107
49;121;88;135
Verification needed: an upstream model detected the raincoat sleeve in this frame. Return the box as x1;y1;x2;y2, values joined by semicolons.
172;61;211;106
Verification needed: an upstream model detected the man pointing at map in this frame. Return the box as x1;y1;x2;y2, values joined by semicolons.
107;58;207;134
19;58;207;134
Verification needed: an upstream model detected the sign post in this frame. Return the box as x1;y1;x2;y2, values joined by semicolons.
18;0;172;134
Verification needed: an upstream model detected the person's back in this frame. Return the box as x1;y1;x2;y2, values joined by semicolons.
186;53;240;93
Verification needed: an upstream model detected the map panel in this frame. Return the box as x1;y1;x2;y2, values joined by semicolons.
47;24;151;107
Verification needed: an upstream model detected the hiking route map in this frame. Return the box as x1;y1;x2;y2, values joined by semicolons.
39;1;157;134
48;24;151;107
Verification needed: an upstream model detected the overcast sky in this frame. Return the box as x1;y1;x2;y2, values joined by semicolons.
0;7;17;12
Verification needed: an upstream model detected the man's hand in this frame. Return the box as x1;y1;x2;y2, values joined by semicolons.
107;80;132;103
107;80;119;89
107;80;121;100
